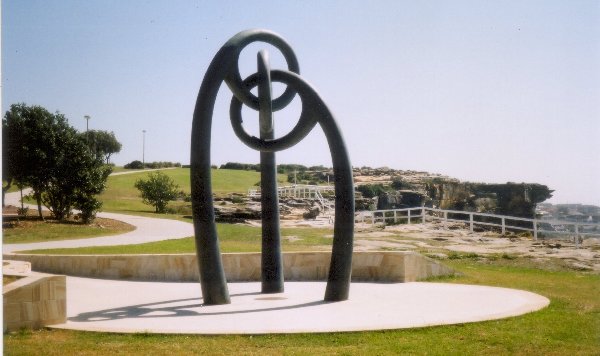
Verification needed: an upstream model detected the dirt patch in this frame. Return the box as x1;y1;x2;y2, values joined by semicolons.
4;216;131;230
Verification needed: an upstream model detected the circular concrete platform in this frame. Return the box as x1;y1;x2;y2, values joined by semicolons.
53;277;549;334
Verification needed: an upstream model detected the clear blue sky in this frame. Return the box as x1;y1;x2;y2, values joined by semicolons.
2;0;599;205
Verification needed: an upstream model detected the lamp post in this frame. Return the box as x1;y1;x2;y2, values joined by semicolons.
84;115;90;132
142;130;146;168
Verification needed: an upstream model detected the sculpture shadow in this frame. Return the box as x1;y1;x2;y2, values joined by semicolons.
68;291;327;322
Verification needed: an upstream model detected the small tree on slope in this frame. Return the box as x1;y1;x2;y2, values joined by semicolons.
134;172;179;213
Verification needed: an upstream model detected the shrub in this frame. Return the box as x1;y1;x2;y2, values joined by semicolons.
76;196;103;224
134;172;180;213
356;184;387;198
220;162;260;171
124;160;144;169
17;207;28;217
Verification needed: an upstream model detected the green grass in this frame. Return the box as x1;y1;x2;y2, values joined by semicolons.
3;218;136;244
20;224;332;254
100;168;286;214
4;259;599;355
2;181;23;193
109;166;128;173
3;275;22;286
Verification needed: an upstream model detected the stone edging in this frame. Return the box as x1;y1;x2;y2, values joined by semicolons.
3;264;66;332
3;251;454;283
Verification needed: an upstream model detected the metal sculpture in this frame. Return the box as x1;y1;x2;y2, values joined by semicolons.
190;29;354;305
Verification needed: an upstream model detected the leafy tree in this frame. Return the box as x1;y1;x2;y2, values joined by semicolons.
134;172;179;213
2;104;69;216
81;130;122;164
2;119;15;206
41;134;112;222
3;103;111;222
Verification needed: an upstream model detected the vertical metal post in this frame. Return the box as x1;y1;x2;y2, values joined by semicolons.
443;210;448;230
257;50;283;293
408;209;411;224
575;224;580;248
422;208;426;223
469;213;474;232
533;219;538;240
142;130;146;167
501;217;506;235
393;210;397;223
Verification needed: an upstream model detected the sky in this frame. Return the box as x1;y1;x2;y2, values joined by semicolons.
2;0;599;205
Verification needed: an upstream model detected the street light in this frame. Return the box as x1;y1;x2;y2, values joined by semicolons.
142;130;146;168
84;115;91;132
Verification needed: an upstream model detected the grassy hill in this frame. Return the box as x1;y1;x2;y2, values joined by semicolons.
100;168;286;214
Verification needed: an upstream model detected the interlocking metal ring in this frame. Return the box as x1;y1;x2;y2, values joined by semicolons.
229;70;319;153
223;29;300;111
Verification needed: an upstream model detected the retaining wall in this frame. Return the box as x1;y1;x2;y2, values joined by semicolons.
4;251;454;283
3;264;66;332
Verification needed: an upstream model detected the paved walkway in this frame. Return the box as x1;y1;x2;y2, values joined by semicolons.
3;190;194;254
53;278;549;334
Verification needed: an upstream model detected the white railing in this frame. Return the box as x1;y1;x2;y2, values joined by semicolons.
249;185;335;221
248;184;334;199
355;207;600;248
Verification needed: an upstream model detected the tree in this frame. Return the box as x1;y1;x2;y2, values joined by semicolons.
41;134;112;222
81;130;122;164
3;103;112;221
134;172;179;213
2;104;69;216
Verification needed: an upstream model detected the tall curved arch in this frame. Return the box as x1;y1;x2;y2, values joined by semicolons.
191;30;354;305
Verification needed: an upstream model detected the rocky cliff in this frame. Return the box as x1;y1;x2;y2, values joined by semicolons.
220;163;555;218
351;167;553;218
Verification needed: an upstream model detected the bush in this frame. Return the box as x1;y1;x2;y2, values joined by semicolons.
391;177;412;190
124;160;144;169
76;196;103;224
17;207;28;217
356;184;387;198
220;162;260;171
124;161;182;170
134;172;180;213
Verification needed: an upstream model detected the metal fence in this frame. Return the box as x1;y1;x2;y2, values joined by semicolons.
355;207;600;248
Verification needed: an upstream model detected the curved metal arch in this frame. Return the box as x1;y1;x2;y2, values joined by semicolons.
230;69;355;300
191;30;354;304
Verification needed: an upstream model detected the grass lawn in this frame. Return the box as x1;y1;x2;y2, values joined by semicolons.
4;258;599;355
2;217;135;244
3;275;23;286
109;166;128;173
20;224;332;254
100;168;286;214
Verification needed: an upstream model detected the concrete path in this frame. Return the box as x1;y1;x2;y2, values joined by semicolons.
53;278;549;334
3;191;194;254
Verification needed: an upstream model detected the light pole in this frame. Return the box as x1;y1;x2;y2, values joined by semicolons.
84;115;91;132
142;130;146;168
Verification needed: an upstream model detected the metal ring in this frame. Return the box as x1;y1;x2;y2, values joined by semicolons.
223;29;300;112
230;70;319;152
